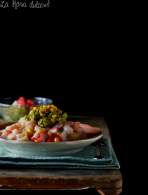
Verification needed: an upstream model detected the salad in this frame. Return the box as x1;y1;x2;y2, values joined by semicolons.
0;104;102;143
0;96;52;122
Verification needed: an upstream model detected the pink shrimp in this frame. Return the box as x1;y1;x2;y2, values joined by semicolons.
77;123;102;134
5;123;23;131
65;121;101;134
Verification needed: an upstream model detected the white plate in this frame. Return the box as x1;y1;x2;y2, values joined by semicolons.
0;134;103;157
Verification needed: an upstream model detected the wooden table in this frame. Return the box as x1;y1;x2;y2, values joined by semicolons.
0;117;122;194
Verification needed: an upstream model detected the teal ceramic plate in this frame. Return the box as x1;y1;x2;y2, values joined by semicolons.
0;134;103;157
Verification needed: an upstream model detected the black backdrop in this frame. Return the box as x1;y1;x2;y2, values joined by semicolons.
0;70;129;195
0;8;133;195
0;31;130;194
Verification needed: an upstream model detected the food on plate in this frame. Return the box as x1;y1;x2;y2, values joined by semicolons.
25;104;67;128
0;104;102;142
0;96;53;122
0;97;34;122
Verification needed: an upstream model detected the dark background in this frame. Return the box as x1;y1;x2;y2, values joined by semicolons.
0;71;129;195
0;13;130;194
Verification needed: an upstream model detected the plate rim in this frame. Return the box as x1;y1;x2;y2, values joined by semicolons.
0;133;103;145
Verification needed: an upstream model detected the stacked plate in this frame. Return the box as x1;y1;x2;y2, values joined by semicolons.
0;137;120;169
